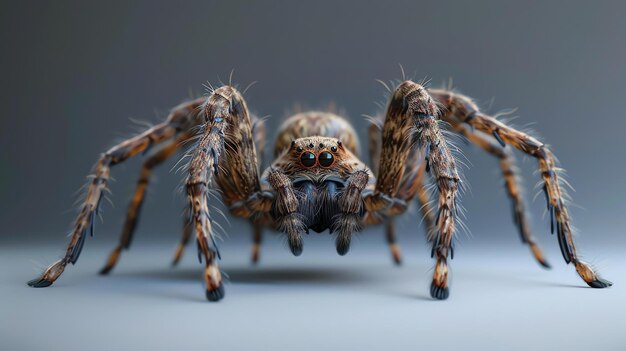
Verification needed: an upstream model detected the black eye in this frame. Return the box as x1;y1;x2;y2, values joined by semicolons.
300;151;316;167
330;146;337;152
296;146;303;152
318;151;334;167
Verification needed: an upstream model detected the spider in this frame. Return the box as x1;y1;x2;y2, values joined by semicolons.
27;79;612;301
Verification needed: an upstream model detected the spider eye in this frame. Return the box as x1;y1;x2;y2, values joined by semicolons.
300;152;316;167
330;146;337;152
318;151;334;167
296;146;303;152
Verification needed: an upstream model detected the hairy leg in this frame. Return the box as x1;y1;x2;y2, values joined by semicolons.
250;114;266;263
453;123;550;268
173;114;268;266
334;170;369;255
368;81;461;300
100;133;192;274
171;206;193;266
368;118;404;264
432;89;611;288
186;86;263;301
27;97;203;288
267;169;306;256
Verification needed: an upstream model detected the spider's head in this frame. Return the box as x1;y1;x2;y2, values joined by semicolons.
281;136;356;180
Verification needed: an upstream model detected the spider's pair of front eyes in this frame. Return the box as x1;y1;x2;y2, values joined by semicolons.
298;150;335;168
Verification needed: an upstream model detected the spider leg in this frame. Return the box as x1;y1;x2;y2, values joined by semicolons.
367;81;461;300
334;170;369;255
171;114;269;266
250;223;263;264
27;98;203;288
368;118;403;264
250;114;266;264
100;133;192;274
413;163;438;242
384;221;402;265
266;169;306;256
186;86;265;301
453;122;551;268
171;205;193;266
433;90;611;288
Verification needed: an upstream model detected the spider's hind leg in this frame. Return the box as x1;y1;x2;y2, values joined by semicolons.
27;98;202;288
250;223;263;264
385;221;402;265
100;133;192;274
368;119;404;264
455;123;551;269
433;89;611;288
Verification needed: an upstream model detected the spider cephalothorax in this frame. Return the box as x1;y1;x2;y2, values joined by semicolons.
28;80;612;301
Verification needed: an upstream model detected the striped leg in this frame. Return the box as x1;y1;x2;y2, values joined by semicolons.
172;206;193;266
454;123;551;268
434;90;611;288
368;119;403;264
186;86;263;301
250;114;266;263
334;170;369;255
368;81;461;300
267;169;306;256
27;123;179;287
100;133;192;274
27;98;204;288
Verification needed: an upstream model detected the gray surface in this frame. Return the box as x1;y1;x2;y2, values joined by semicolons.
2;234;624;351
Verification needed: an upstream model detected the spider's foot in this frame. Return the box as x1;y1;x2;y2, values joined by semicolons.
537;258;552;269
171;243;185;267
390;243;402;265
27;277;53;288
205;283;225;302
529;243;551;269
587;277;613;289
99;265;113;275
575;260;613;289
27;259;64;288
335;234;351;256
99;246;122;275
288;234;303;256
250;243;260;264
430;282;449;300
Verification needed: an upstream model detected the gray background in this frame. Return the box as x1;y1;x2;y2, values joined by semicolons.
1;1;625;350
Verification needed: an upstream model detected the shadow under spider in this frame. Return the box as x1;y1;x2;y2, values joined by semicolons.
115;265;375;286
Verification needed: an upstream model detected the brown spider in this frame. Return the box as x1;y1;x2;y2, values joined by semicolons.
28;80;612;301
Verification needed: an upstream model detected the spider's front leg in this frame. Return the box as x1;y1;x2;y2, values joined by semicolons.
334;169;370;255
266;169;306;256
186;86;265;301
369;81;460;300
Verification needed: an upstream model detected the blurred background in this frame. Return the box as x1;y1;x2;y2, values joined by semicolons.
1;1;625;350
2;0;626;247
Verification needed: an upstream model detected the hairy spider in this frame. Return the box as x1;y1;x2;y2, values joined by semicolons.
28;79;612;301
